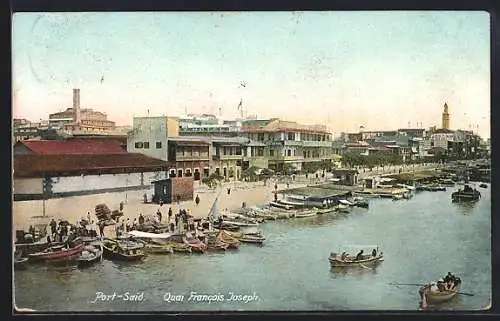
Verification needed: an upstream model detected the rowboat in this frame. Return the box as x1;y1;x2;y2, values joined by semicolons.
294;209;317;218
102;239;145;261
76;243;103;267
142;243;174;254
269;201;294;210
168;242;192;253
28;242;84;262
329;251;384;268
239;234;265;244
419;281;461;308
14;258;29;270
317;207;336;215
217;230;240;249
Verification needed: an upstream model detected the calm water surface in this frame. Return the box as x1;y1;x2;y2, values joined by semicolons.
14;185;491;311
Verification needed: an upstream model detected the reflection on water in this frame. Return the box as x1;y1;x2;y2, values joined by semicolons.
14;188;491;312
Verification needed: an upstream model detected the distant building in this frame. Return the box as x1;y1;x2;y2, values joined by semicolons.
442;102;451;130
49;89;116;134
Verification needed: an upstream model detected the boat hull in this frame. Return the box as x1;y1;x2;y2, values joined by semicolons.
102;242;145;261
28;243;84;262
420;284;461;304
329;254;384;268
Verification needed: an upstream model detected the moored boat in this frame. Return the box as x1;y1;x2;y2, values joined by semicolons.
451;185;481;202
28;240;84;262
14;258;29;270
76;243;103;267
479;183;488;188
317;207;336;215
102;239;145;261
294;209;317;218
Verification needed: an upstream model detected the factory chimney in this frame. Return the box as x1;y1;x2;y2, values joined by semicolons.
73;88;81;124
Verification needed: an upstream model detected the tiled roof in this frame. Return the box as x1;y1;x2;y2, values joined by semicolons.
15;139;126;155
14;153;170;178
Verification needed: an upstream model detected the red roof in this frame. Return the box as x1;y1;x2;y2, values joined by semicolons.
15;139;126;155
14;153;170;178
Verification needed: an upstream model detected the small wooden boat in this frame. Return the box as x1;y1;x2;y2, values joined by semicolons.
184;234;208;253
329;251;384;268
239;234;265;244
168;242;192;253
452;185;481;202
392;194;404;201
102;239;145;261
317;207;336;215
14;258;29;270
479;183;488;188
419;281;461;308
218;230;240;249
76;243;103;267
294;209;317;218
269;201;294;210
28;242;84;262
142;243;174;254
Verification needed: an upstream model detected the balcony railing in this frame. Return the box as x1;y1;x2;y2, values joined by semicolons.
212;154;242;161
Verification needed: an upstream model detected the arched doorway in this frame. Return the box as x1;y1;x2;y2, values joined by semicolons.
194;169;201;181
177;169;183;177
185;169;192;177
169;169;176;178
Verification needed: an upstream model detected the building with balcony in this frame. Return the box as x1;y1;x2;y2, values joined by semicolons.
240;118;333;172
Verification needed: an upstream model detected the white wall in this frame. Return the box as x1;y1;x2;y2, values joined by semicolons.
50;171;167;193
127;117;169;160
14;178;43;194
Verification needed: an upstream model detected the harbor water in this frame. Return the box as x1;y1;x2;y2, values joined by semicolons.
13;185;491;311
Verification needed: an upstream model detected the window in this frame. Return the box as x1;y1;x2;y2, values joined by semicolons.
287;132;295;140
257;148;264;156
143;142;150;149
236;147;242;155
258;133;265;141
287;150;292;157
156;142;162;149
270;149;275;157
135;142;143;148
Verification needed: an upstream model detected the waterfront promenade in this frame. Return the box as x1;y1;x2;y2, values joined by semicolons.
12;163;440;234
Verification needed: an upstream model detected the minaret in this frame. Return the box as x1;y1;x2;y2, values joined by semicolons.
442;102;450;130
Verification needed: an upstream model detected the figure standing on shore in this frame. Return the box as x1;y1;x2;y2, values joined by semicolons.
195;195;200;206
227;188;231;195
157;209;162;223
168;207;173;220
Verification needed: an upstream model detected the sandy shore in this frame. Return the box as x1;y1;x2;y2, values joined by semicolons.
12;180;308;235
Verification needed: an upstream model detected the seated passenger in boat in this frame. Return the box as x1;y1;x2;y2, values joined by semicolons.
430;282;439;292
340;252;347;261
372;249;377;257
355;250;364;261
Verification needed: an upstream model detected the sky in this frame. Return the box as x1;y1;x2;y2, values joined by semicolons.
12;11;491;138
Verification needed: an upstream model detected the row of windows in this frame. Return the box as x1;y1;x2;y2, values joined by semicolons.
135;141;162;149
253;133;330;142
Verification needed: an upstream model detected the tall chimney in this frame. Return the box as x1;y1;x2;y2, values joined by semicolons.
73;88;81;124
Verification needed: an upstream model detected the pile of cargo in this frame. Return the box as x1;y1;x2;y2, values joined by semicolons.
94;203;123;226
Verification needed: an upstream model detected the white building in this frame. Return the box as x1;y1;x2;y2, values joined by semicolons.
126;116;180;161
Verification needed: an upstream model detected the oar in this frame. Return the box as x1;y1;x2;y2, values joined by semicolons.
456;291;474;296
389;283;425;286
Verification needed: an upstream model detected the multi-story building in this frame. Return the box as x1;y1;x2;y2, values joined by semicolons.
240;118;332;171
49;89;116;134
126;116;180;161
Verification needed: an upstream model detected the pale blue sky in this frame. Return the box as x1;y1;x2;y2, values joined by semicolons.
12;11;490;138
